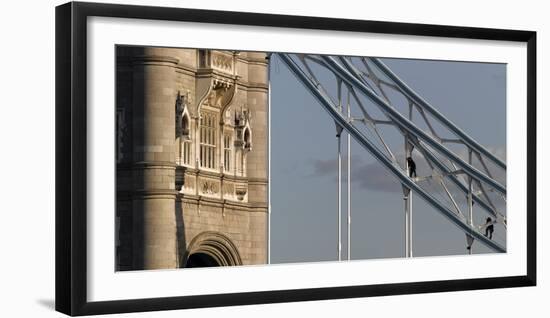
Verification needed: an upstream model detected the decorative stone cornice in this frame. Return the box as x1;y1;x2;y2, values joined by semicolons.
179;194;266;210
182;166;250;182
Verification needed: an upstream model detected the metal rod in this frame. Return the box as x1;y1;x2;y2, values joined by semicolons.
336;76;343;262
337;131;342;261
405;105;413;258
468;149;473;254
404;155;411;257
409;192;413;257
347;90;351;261
404;191;407;257
405;190;413;257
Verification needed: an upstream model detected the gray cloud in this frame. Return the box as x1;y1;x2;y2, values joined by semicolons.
309;155;413;193
308;146;506;204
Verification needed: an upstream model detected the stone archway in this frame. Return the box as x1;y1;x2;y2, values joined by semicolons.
183;231;242;268
185;252;219;268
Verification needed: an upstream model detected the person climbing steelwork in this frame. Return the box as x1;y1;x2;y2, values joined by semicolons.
406;157;417;178
484;217;494;239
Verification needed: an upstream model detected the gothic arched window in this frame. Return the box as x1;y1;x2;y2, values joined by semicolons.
180;113;192;166
181;114;190;137
223;133;232;172
243;128;251;150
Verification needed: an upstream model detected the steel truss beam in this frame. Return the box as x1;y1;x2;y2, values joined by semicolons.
277;53;506;253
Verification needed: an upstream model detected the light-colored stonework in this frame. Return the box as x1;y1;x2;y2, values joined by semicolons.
116;47;268;270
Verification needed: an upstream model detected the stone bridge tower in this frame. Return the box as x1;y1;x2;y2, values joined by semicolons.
116;47;269;270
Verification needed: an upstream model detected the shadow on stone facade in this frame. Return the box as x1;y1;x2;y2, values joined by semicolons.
175;198;187;268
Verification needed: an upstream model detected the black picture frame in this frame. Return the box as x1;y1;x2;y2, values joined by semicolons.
55;1;537;316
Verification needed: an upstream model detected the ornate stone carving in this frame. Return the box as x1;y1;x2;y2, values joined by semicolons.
200;179;219;195
175;91;191;138
205;78;236;109
223;183;234;196
235;186;247;201
234;108;252;151
212;53;233;73
193;50;238;117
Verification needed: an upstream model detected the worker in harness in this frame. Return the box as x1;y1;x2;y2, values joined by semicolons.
406;157;417;178
484;217;494;239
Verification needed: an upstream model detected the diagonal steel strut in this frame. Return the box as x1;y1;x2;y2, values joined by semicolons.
369;57;506;170
326;56;506;195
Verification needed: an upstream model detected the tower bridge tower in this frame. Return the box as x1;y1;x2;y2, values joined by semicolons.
116;47;269;270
